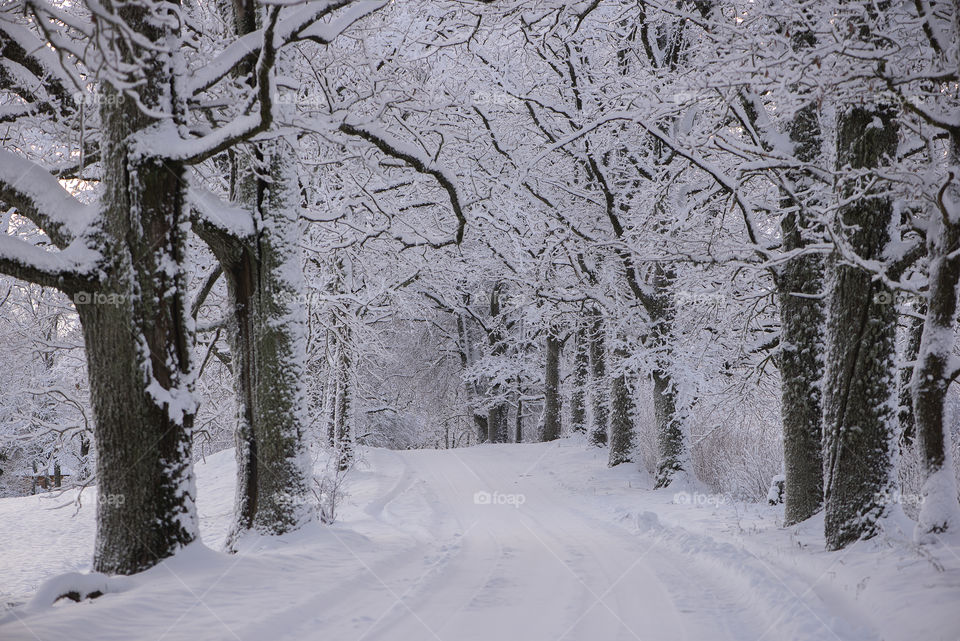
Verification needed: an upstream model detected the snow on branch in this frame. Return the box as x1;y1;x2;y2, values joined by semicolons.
296;0;388;44
627;114;770;252
21;0;92;39
0;232;99;292
188;185;256;239
165;2;389;164
535;109;770;252
0;14;81;113
339;122;467;246
18;0;95;82
186;0;384;98
0;148;94;247
884;75;960;134
138;7;282;164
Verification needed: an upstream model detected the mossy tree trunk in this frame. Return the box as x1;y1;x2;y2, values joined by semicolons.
779;100;827;526
649;265;687;488
541;329;563;441
608;346;636;467
197;141;313;546
569;318;589;434
910;136;960;537
87;0;199;575
588;307;609;447
822;104;900;550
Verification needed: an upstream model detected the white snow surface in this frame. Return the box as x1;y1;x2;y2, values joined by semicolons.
1;438;958;641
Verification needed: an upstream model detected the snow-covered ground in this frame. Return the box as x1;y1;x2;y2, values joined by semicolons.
1;437;958;641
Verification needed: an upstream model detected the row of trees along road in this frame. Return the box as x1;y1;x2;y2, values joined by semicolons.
1;0;959;575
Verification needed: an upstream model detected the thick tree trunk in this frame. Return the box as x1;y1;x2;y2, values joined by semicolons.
588;308;609;447
779;101;826;525
245;142;313;536
910;137;960;538
183;5;312;547
608;347;636;467
221;246;259;542
487;404;509;443
541;331;562;441
475;414;489;444
823;104;900;550
652;370;685;487
779;259;825;523
201;140;314;547
87;41;199;573
570;320;588;434
82;291;198;574
649;265;689;488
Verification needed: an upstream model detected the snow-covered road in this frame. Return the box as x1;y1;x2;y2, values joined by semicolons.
361;446;764;641
2;439;958;641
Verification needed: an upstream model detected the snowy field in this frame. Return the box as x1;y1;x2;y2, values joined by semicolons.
1;438;958;641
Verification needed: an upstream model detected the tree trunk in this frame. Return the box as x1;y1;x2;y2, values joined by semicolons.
182;3;313;547
570;320;588;434
650;265;688;488
515;386;523;443
87;63;199;574
487;404;509;443
324;368;337;447
899;311;923;446
486;406;498;443
823;104;900;550
334;329;354;471
608;347;636;467
220;245;259;543
541;330;562;441
455;310;488;442
201;139;314;547
486;283;509;443
652;370;685;487
475;414;489;444
910;136;960;538
244;141;313;536
779;101;826;525
588;308;608;447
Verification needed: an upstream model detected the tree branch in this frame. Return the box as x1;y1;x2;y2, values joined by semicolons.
142;6;282;165
0;148;93;248
339;122;467;245
0;233;97;292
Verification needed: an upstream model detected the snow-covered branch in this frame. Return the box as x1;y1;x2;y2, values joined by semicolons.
0;233;98;292
188;185;256;240
0;149;94;248
139;6;283;164
186;0;386;98
339;122;467;246
0;15;80;115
